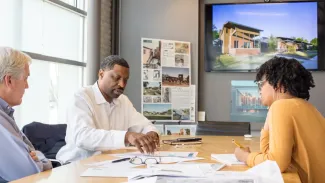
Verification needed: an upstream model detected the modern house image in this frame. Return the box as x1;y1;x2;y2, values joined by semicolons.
219;21;263;56
276;37;312;53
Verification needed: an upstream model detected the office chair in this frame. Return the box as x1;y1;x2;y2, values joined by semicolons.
22;122;67;168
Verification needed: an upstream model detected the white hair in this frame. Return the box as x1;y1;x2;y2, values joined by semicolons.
0;47;31;83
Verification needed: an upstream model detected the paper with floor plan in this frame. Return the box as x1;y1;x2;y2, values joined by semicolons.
211;154;245;165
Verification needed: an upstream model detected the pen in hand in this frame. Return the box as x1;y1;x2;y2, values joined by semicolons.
232;139;244;148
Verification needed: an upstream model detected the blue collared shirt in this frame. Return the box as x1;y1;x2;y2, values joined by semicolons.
0;98;40;182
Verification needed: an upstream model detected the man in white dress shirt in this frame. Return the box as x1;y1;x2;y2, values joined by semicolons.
56;55;159;163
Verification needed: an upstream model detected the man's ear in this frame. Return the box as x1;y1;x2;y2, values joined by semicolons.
3;75;12;87
98;69;104;79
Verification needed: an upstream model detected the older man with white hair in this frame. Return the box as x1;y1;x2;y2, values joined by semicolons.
0;47;52;182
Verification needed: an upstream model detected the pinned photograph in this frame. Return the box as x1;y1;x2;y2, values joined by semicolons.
162;67;190;87
173;108;190;120
165;125;196;136
143;104;172;120
143;96;152;103
153;96;161;103
143;39;161;69
175;42;190;54
143;82;161;96
143;69;149;80
153;70;161;80
162;87;171;103
162;42;175;49
175;54;189;67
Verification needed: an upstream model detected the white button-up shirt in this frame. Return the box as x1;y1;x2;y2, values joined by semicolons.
56;83;157;163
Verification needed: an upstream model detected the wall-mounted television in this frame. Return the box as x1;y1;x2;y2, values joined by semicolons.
205;1;325;72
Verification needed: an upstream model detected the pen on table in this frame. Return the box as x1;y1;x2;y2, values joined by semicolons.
112;157;131;163
232;139;244;148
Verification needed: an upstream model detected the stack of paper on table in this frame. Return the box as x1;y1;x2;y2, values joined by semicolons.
211;154;245;165
128;164;207;181
127;160;284;183
81;152;203;178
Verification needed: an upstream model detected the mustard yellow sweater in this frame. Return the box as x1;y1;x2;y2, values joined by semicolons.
247;98;325;183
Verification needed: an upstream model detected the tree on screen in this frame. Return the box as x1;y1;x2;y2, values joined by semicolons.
268;35;277;52
213;24;219;40
310;38;318;50
296;37;308;43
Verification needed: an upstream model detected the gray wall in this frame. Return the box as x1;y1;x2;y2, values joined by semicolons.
120;0;325;129
120;0;199;116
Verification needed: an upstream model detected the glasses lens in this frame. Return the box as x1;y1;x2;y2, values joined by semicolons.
144;158;159;165
257;81;263;90
130;157;143;165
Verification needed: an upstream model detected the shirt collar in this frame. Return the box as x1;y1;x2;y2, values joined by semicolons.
0;97;15;117
92;82;120;106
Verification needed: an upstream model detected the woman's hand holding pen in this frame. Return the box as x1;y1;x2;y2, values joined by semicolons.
232;139;251;163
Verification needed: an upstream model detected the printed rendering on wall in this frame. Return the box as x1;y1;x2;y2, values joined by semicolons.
141;38;195;122
143;104;172;120
230;80;268;122
165;125;196;136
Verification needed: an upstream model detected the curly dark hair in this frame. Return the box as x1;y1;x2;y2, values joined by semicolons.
255;57;315;100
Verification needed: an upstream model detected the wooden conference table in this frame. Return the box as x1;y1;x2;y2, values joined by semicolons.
12;136;301;183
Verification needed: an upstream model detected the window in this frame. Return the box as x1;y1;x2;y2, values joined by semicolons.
253;40;260;48
234;41;239;48
0;0;87;127
226;29;228;34
244;42;251;48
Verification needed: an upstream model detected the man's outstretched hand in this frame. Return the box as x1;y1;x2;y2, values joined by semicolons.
146;131;160;146
125;131;159;154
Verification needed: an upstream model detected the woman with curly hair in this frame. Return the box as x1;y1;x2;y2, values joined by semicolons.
234;57;325;183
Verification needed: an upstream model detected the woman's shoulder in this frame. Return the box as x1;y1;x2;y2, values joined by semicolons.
271;98;312;112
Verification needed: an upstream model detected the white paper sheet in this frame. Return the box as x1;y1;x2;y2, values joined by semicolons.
85;158;140;168
128;177;158;183
128;164;206;181
81;167;142;178
113;151;198;158
211;154;245;165
246;160;284;183
127;155;204;164
148;163;225;177
127;161;284;183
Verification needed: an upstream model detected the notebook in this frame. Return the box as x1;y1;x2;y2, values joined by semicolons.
211;154;245;165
